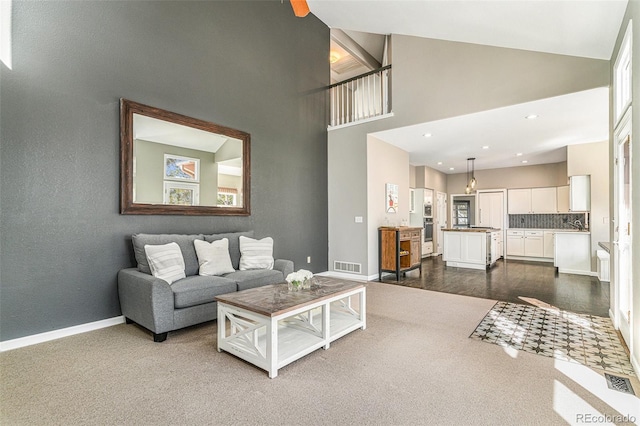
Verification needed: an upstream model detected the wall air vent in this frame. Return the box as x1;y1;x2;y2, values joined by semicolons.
334;261;362;274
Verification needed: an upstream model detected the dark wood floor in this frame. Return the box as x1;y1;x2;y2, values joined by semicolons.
380;256;611;317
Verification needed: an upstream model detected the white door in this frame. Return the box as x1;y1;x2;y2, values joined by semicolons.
436;191;447;255
614;108;632;347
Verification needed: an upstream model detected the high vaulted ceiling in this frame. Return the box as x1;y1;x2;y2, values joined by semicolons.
309;0;628;172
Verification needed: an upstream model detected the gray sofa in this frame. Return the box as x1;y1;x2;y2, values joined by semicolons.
118;231;293;342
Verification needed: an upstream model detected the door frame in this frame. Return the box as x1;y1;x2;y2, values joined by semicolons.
613;106;633;348
436;191;447;255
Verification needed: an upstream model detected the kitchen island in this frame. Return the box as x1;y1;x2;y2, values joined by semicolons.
442;228;502;270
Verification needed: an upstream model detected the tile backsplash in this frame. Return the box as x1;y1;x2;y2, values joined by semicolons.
509;213;587;229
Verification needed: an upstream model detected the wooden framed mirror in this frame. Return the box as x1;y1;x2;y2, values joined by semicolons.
120;99;250;215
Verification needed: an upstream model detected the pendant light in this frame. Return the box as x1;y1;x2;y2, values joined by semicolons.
465;157;476;194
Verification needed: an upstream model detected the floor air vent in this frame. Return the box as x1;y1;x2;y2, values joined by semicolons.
334;261;361;274
604;373;635;395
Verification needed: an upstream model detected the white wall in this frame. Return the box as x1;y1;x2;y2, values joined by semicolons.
367;135;410;277
567;141;610;272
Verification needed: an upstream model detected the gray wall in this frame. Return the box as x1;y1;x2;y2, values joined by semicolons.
0;1;329;341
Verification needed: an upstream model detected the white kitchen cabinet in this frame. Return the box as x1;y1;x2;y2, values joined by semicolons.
443;231;491;270
507;189;531;214
477;192;503;228
509;187;557;214
543;231;555;258
557;185;570;213
490;231;502;263
570;175;591;212
555;231;591;275
524;230;544;257
531;187;557;213
506;230;525;256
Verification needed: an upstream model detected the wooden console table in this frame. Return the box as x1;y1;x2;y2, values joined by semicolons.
378;226;422;281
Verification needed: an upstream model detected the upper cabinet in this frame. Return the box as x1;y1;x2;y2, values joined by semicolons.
507;177;590;215
531;187;557;213
557;185;570;213
569;175;591;212
508;187;559;214
507;189;531;214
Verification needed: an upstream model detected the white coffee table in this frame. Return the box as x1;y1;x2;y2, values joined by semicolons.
216;276;366;378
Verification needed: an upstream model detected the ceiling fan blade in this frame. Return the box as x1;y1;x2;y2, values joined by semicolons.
290;0;310;17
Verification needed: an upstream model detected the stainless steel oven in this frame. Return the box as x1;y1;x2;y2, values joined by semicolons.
424;218;434;242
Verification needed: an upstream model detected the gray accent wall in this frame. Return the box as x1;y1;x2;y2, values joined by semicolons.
0;1;329;341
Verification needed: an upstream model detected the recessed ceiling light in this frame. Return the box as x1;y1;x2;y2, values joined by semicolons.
449;167;455;171
423;133;432;138
516;153;523;156
521;160;528;164
525;114;538;120
437;161;443;165
482;146;489;149
329;51;341;64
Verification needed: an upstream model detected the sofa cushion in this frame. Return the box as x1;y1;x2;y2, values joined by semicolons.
194;239;235;276
171;275;237;309
204;231;254;270
144;242;186;284
239;236;274;270
224;269;284;291
133;234;204;276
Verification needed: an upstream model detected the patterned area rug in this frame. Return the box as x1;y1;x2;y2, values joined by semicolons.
470;301;635;377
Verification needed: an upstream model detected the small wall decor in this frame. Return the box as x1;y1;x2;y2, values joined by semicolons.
386;183;398;213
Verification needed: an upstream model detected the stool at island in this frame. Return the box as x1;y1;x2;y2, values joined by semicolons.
378;226;422;281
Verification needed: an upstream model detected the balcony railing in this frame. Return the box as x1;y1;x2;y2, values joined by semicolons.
328;65;391;128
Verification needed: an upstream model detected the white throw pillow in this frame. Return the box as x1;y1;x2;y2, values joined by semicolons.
144;242;186;284
194;238;235;276
239;236;274;270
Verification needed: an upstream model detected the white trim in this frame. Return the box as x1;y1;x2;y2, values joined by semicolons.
328;112;394;131
317;270;370;282
0;316;125;352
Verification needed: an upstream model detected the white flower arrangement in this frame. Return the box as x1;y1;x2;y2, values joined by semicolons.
286;269;313;290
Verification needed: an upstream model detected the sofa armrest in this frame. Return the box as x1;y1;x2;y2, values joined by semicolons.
273;259;294;279
117;268;174;334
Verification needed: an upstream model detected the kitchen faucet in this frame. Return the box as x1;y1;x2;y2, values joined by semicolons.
569;219;584;231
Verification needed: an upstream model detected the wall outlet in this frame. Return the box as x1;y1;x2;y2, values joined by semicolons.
355;216;363;223
307;256;311;263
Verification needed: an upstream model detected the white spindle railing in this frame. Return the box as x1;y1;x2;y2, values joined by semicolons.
329;65;391;128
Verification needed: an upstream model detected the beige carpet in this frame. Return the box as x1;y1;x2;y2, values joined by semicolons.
2;282;638;425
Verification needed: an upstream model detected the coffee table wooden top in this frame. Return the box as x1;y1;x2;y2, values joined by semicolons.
215;276;364;317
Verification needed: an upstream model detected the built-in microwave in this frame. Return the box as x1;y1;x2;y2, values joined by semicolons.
423;203;433;218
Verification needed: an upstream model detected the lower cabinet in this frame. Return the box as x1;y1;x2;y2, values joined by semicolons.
507;229;548;259
507;230;525;256
555;232;591;275
543;231;555;258
443;231;490;270
524;230;544;257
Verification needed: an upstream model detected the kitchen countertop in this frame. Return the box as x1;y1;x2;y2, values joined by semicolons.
442;228;501;233
508;228;590;234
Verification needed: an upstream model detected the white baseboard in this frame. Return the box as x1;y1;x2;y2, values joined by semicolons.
0;316;125;352
317;270;370;282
